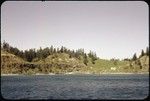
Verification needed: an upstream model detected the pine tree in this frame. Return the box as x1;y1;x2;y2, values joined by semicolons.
83;53;88;65
60;46;64;53
2;41;10;52
114;60;117;66
139;49;145;58
132;53;137;61
57;48;60;53
146;47;149;56
88;51;98;64
53;48;56;53
42;47;50;58
50;45;53;54
24;49;36;62
37;47;43;59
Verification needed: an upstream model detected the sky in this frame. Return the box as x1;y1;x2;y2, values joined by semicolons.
1;1;149;59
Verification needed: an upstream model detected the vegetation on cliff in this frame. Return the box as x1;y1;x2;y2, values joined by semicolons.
1;41;149;74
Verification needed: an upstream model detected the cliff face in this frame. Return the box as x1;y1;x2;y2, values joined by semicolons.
139;55;149;67
1;50;25;63
1;50;25;74
1;50;87;74
130;55;149;72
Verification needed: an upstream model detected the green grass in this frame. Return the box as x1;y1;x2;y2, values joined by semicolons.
1;50;149;74
86;59;130;73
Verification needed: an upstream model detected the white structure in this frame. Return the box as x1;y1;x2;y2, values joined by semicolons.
111;67;116;71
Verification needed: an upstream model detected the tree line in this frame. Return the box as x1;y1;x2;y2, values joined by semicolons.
1;41;98;65
132;47;149;61
123;47;149;61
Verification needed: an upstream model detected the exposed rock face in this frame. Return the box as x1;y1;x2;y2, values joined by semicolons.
130;55;149;72
1;53;25;64
139;56;149;67
1;50;25;74
1;51;86;74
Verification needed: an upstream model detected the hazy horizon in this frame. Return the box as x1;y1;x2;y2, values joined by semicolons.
1;1;149;59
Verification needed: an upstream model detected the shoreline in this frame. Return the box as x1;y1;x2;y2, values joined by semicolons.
1;72;149;76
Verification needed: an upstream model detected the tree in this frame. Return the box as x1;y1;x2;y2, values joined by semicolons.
60;46;64;53
146;47;149;56
53;48;56;53
79;49;84;56
111;58;118;65
63;47;67;53
50;45;53;54
24;49;36;62
37;47;43;59
2;41;10;52
83;53;88;65
18;50;25;59
69;50;75;58
42;47;50;58
139;49;145;58
57;47;60;53
132;53;137;61
12;47;20;56
88;51;98;64
137;60;142;69
75;51;80;59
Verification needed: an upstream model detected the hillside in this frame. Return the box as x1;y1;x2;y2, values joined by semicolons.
1;49;149;74
1;50;25;63
130;55;149;73
1;41;149;74
1;50;25;74
1;50;88;74
32;53;87;74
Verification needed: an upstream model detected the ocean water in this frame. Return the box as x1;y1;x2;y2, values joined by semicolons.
1;74;149;100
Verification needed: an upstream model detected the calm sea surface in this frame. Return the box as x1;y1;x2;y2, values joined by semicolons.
1;74;149;100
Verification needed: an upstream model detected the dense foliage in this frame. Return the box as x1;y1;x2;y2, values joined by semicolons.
1;41;149;74
1;41;98;64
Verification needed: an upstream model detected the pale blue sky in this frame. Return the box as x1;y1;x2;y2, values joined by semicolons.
1;1;149;59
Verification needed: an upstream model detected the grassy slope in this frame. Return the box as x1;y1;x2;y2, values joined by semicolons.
1;50;149;74
34;53;87;73
1;50;25;63
1;50;26;74
84;55;149;73
86;59;128;73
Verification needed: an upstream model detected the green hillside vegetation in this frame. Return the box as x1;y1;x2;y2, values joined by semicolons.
1;50;25;74
1;41;149;75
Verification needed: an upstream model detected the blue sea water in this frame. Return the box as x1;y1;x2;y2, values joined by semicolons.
1;74;149;100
